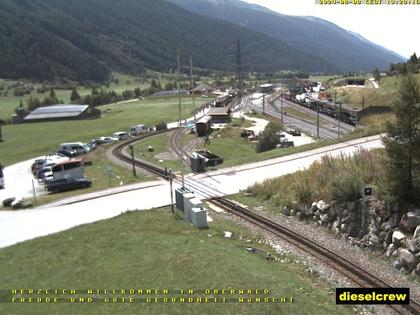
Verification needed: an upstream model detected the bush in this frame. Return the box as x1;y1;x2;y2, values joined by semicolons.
256;121;283;153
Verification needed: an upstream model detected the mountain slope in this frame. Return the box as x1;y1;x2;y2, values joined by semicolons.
168;0;405;72
0;0;339;82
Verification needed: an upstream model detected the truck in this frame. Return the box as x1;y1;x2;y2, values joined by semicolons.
129;124;146;136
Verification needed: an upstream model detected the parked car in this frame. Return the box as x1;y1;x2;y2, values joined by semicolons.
47;176;92;193
100;136;119;144
90;139;107;146
56;149;77;158
112;132;129;140
37;166;53;181
59;142;88;155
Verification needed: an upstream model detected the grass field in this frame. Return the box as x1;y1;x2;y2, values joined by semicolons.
0;96;211;166
0;73;157;119
133;132;195;172
0;209;354;315
331;74;420;109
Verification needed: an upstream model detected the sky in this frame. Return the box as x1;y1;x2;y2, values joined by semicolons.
243;0;419;59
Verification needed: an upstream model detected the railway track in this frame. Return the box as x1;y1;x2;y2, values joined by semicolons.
208;198;420;315
112;127;420;315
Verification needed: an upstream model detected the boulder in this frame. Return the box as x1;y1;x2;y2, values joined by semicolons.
399;249;417;272
414;226;420;239
406;211;420;230
370;221;380;235
384;230;393;245
393;259;402;270
378;231;387;240
385;244;396;258
320;213;329;225
407;238;420;254
416;262;420;276
368;233;380;246
316;200;328;212
381;221;393;232
332;220;340;232
340;223;348;233
282;207;290;216
392;230;406;246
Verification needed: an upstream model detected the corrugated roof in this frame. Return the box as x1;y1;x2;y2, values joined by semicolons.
24;105;89;121
197;115;212;124
207;107;230;116
193;83;213;92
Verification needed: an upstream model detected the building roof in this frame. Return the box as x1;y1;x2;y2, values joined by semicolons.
207;107;230;116
193;83;213;93
196;115;212;124
24;105;89;121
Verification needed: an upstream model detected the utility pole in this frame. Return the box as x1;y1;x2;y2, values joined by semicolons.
190;56;196;123
316;102;320;139
338;101;342;140
236;38;243;96
262;93;265;115
129;144;136;177
334;90;339;140
177;49;185;188
280;91;284;124
169;169;174;213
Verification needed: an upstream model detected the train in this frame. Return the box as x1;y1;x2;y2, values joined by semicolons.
290;96;357;126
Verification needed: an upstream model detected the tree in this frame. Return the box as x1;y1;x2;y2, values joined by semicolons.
372;68;380;82
49;88;56;99
383;74;420;208
256;121;283;153
70;88;81;102
409;52;418;64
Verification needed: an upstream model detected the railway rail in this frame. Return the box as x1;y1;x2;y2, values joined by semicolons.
112;127;420;315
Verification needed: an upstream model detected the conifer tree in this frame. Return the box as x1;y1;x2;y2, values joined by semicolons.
384;74;420;208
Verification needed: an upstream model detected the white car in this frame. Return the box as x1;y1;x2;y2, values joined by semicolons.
100;136;119;144
112;132;129;140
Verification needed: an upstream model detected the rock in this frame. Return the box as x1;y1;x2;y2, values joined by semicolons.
385;244;396;258
332;220;340;232
416;263;420;276
392;230;406;246
384;230;393;245
320;213;329;225
414;226;420;238
282;207;290;216
381;221;393;232
407;238;420;254
290;209;295;216
311;202;317;211
224;231;232;238
378;231;387;240
316;200;328;212
406;212;420;230
399;249;417;272
392;248;401;258
370;221;380;235
340;223;348;233
393;259;402;270
296;212;303;220
368;234;380;246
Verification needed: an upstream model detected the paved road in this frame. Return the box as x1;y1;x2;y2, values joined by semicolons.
0;134;384;249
